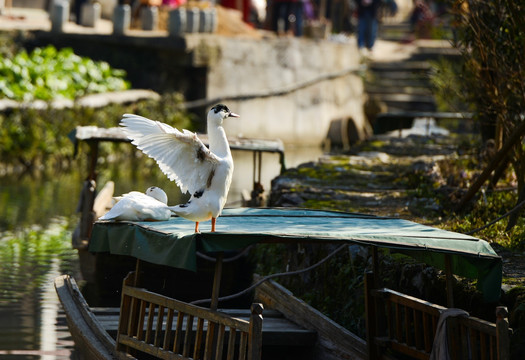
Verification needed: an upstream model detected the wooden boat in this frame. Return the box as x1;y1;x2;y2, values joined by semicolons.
56;208;511;360
55;272;350;360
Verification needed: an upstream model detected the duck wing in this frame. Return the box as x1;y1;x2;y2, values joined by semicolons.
120;114;219;195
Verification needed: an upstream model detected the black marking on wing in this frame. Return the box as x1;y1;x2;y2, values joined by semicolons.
179;201;191;208
193;190;204;198
196;146;207;162
206;168;215;188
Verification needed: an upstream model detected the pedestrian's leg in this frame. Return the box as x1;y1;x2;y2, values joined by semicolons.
368;17;378;50
357;15;367;48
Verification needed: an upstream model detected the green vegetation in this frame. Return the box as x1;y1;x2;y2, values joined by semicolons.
0;93;192;173
0;45;130;101
446;0;525;231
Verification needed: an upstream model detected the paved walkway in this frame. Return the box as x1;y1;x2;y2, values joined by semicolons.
0;7;453;61
0;7;113;33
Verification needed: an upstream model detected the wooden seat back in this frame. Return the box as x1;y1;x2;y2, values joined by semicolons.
117;272;263;360
365;272;511;360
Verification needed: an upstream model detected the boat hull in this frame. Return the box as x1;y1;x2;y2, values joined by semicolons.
54;275;132;360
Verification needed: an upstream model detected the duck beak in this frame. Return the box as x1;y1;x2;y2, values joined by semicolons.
229;112;240;118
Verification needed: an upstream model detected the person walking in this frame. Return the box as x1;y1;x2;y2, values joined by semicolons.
271;0;304;36
355;0;381;55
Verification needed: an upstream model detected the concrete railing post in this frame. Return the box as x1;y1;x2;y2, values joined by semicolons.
168;8;186;36
141;6;158;31
113;4;130;35
51;1;69;33
81;2;101;28
186;8;199;33
209;7;218;33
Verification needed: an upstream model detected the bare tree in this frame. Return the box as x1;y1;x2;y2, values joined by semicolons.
452;0;525;230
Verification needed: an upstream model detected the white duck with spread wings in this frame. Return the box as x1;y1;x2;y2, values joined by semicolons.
120;104;240;232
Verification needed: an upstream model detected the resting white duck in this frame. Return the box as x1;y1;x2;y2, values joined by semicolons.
99;186;171;221
120;104;240;232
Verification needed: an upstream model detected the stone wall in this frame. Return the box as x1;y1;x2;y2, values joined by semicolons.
185;35;369;146
25;31;369;146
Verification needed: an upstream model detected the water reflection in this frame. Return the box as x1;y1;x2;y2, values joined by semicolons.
0;143;323;359
0;221;77;359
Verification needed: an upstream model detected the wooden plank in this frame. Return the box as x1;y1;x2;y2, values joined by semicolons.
389;339;430;360
155;305;165;347
386;300;393;340
404;304;410;345
414;309;422;350
422;313;432;353
459;315;497;334
136;300;147;340
248;303;263;360
122;285;250;331
117;286;132;350
215;324;226;359
74;126;285;154
376;288;446;315
470;328;479;360
226;328;237;360
203;321;216;360
182;314;194;358
480;332;488;360
95;309;310;343
239;332;248;360
256;277;364;358
194;317;205;358
489;335;495;360
496;306;510;360
173;312;184;353
395;303;402;343
118;334;184;360
163;308;174;350
460;323;469;358
145;303;155;343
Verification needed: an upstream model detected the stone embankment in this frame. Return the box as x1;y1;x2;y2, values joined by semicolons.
270;26;459;220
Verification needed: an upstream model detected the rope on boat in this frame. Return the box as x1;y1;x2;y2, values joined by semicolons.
190;243;348;306
465;198;525;235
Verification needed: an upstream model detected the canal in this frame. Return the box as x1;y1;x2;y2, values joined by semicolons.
0;144;323;359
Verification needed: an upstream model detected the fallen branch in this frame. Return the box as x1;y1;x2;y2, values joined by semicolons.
456;120;525;211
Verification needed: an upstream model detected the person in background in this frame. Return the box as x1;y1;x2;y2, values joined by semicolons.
271;0;304;36
355;0;381;55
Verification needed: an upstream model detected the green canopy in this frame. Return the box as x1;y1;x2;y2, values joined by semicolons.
90;208;502;302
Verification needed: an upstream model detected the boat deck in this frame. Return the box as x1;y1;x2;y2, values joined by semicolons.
88;306;317;348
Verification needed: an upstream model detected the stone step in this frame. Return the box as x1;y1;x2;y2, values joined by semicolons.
366;85;433;96
369;61;431;72
367;71;431;82
366;77;431;89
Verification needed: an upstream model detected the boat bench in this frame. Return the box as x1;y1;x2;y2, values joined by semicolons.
364;272;512;360
117;272;263;360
